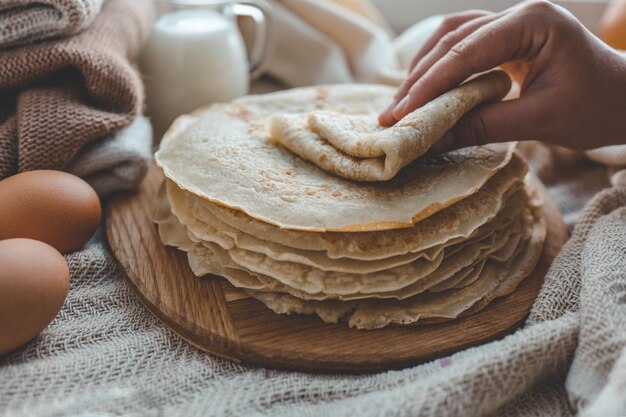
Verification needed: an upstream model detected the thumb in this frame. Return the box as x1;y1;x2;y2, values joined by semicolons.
429;96;545;153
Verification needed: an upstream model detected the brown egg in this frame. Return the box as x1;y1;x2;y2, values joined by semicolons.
0;170;101;254
0;238;70;355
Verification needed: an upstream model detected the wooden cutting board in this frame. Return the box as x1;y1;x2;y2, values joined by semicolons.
105;165;567;373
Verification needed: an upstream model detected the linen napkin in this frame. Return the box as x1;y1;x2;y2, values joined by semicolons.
0;0;155;195
0;0;104;48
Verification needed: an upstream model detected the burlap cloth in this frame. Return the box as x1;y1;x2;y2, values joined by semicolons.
0;0;155;196
0;142;623;416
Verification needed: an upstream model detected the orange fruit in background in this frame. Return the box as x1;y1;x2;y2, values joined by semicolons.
599;0;626;50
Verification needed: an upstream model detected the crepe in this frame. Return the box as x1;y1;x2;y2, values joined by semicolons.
156;172;546;328
166;174;525;275
245;205;545;329
269;71;512;181
429;261;486;293
255;215;525;301
174;192;527;297
157;173;534;301
167;179;441;273
180;153;528;262
161;156;531;293
155;82;515;232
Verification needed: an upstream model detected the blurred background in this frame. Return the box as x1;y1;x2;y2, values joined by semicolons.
372;0;609;32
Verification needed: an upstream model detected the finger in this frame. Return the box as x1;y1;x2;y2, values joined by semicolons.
390;13;497;107
399;13;503;100
380;12;502;126
392;11;546;120
393;12;494;109
407;10;493;74
379;102;400;126
429;94;550;153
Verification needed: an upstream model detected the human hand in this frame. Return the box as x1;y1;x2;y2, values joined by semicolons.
379;0;626;151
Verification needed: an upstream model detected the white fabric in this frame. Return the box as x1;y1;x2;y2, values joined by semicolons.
265;0;442;87
66;116;153;197
393;15;444;69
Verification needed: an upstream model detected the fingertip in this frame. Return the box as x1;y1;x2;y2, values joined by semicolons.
392;96;410;120
378;102;397;126
378;111;396;127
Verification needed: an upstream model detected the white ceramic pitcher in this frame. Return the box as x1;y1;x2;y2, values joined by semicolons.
141;0;273;138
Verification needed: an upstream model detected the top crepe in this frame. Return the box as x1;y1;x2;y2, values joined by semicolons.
270;71;512;181
156;84;515;232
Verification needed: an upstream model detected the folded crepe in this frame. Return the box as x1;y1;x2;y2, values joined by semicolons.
269;71;512;181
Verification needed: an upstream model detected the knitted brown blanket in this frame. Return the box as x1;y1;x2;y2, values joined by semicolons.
0;0;104;47
0;0;154;180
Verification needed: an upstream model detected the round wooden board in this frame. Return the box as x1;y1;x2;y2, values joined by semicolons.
105;165;568;374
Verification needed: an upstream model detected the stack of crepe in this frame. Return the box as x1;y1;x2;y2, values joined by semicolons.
155;72;546;329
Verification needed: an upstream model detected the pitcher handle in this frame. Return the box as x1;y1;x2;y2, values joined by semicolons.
231;0;274;80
